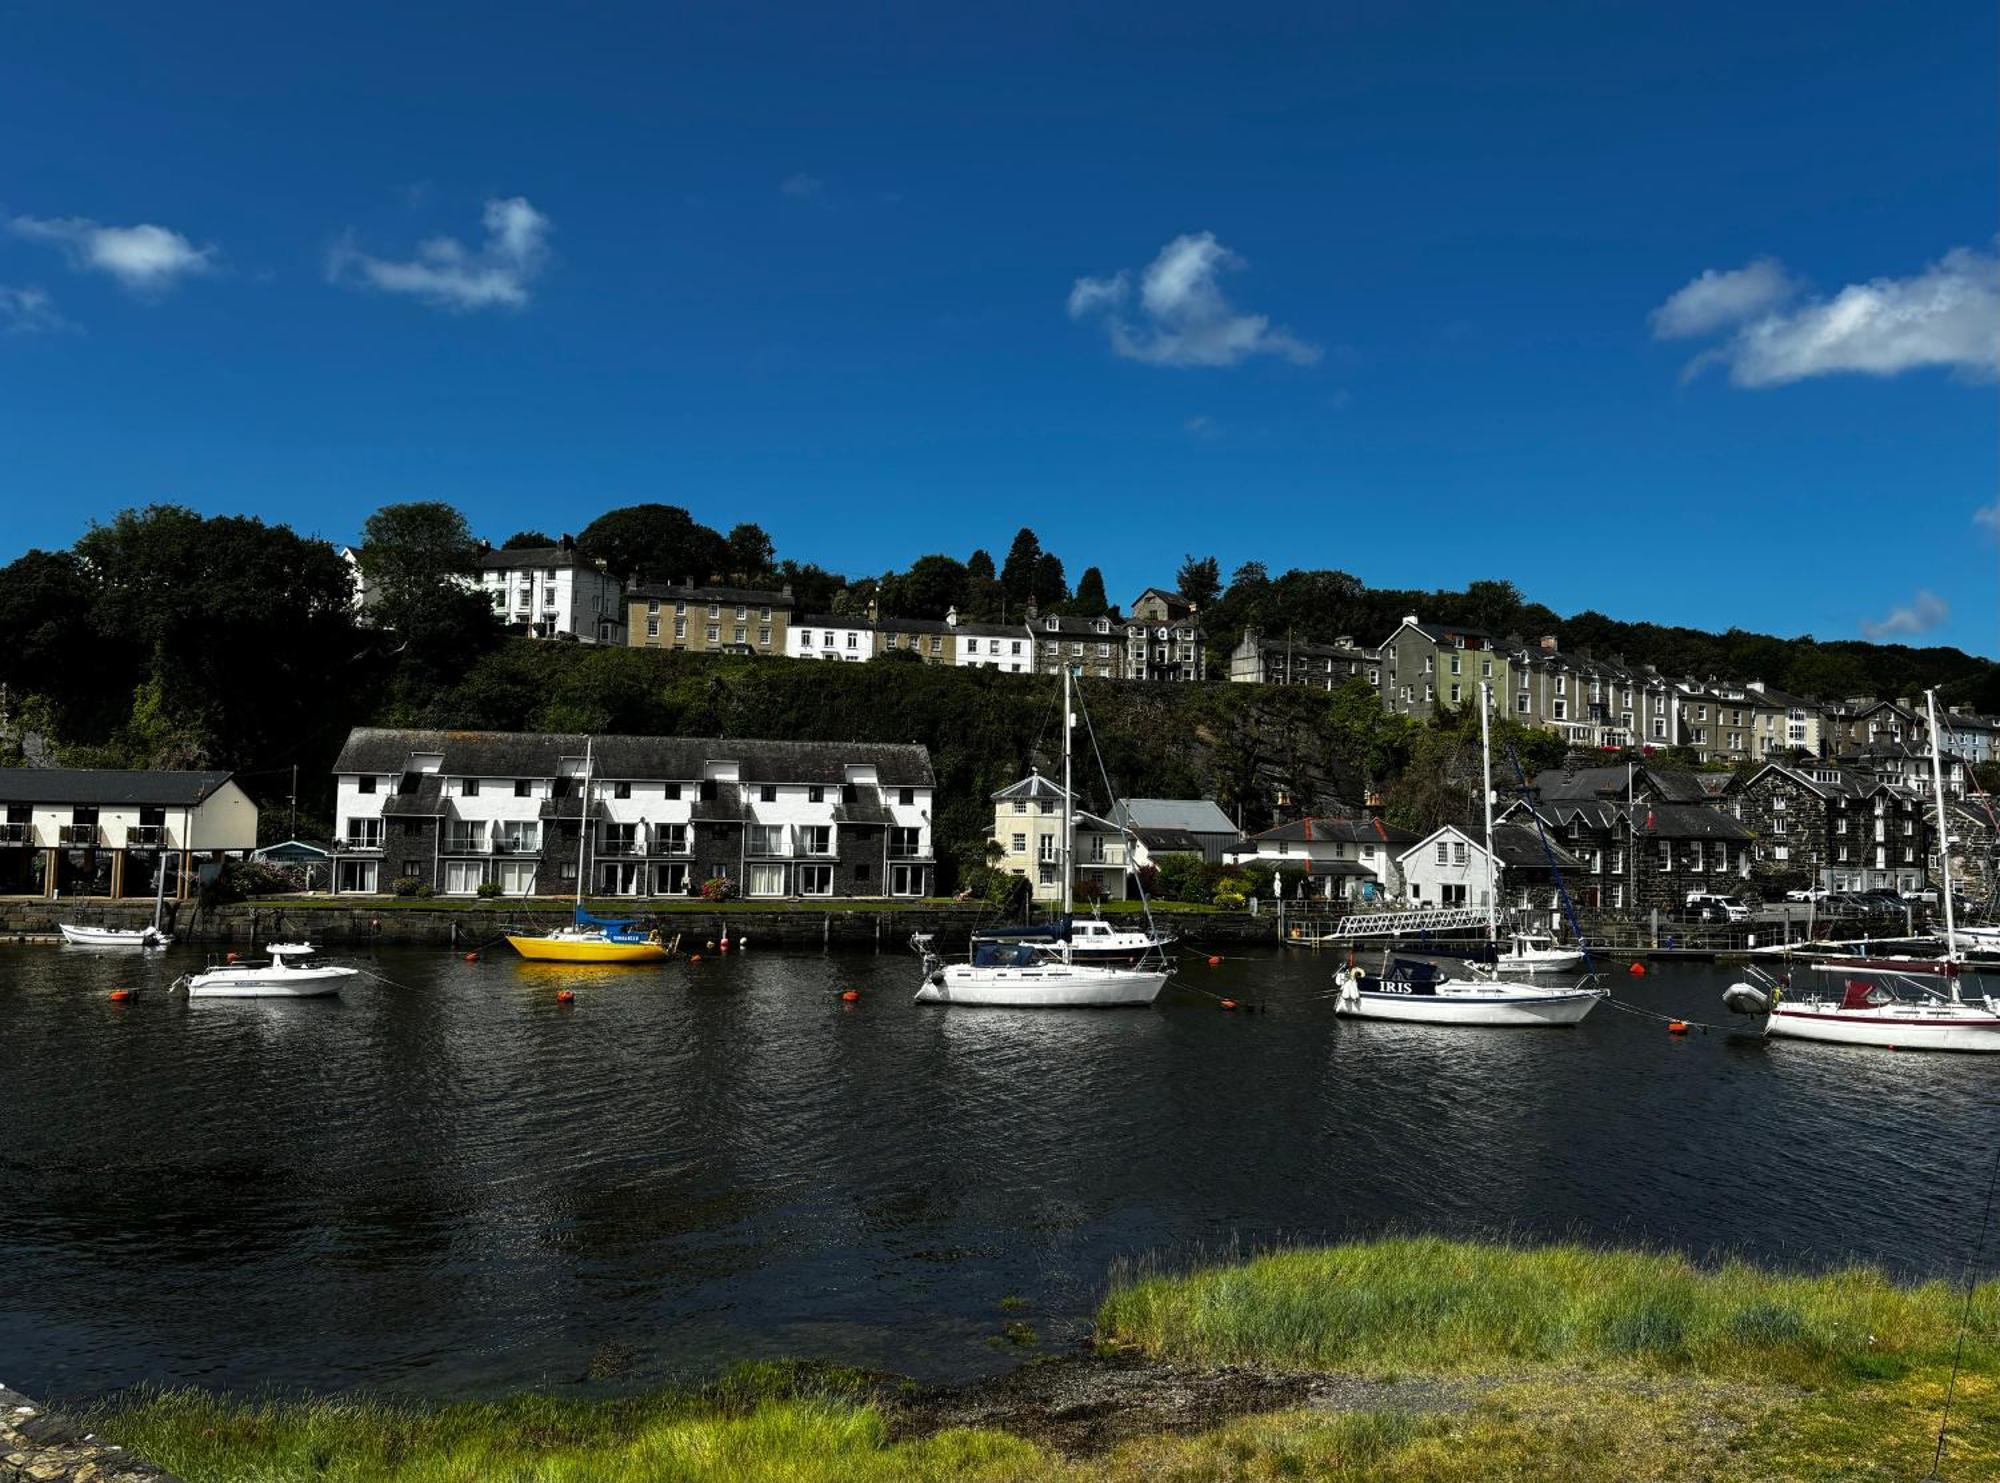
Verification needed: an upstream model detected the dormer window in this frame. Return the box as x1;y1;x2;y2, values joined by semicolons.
1046;617;1059;632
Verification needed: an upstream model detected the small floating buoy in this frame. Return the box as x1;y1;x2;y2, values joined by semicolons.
555;989;576;1005
1219;998;1238;1011
109;988;134;1003
705;940;716;951
738;936;749;951
690;953;703;963
463;951;479;964
841;989;861;1002
1207;955;1222;968
1668;1020;1688;1035
1628;962;1646;977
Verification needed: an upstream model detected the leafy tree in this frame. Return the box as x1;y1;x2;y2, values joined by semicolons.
880;555;969;618
358;502;484;617
577;503;729;583
999;528;1043;609
1176;554;1222;609
725;522;776;578
1071;566;1109;614
774;560;844;615
964;549;1003;619
501;530;554;549
0;549;109;731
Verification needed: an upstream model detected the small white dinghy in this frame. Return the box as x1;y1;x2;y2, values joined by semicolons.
1490;933;1586;974
176;942;356;999
59;923;172;949
1334;957;1603;1027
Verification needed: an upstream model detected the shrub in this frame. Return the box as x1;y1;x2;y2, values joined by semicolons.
701;876;735;902
390;875;423;897
475;880;502;899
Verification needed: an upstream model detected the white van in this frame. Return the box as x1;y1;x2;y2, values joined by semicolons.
1685;891;1749;922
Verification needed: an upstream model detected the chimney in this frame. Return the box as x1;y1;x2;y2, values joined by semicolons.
781;582;793;597
867;594;879;623
1539;635;1558;652
1335;634;1354;648
945;605;959;628
559;533;574;551
1025;595;1039;621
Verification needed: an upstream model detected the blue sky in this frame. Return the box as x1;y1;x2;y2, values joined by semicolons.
2;2;1994;653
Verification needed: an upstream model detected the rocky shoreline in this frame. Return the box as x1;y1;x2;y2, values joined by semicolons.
1;1385;178;1483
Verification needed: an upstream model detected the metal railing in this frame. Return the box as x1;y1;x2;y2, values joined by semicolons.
0;823;27;845
443;835;490;855
58;825;99;846
340;834;384;851
125;825;166;846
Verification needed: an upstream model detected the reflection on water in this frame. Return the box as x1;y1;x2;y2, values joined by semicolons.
1;944;1995;1403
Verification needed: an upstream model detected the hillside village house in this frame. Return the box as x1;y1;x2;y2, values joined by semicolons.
476;539;626;643
1225;816;1414;902
1378;616;1507;720
1397;822;1585;921
1733;760;1932;896
329;728;935;900
952;617;1031;672
787;614;878;663
989;771;1127;902
1229;628;1380;691
1123;589;1208;682
1938;707;2000;766
1028;609;1126;680
0;768;257;900
1508;641;1673;751
628;580;795;653
1111;797;1239;863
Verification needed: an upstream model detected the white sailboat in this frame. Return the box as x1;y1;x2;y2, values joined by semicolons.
1723;690;2000;1051
915;667;1171;1008
1335;682;1602;1026
176;942;357;999
58;853;174;948
1490;933;1586;974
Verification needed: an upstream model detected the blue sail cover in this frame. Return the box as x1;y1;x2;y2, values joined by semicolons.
971;918;1072;942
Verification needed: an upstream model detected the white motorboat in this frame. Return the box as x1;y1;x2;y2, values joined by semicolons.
915;666;1171;1009
969;914;1176;968
1490;933;1586;974
1334;956;1602;1026
1721;692;1997;1052
1948;924;2000;954
176;943;355;999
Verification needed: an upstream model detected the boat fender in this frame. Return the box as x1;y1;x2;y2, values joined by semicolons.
1722;982;1773;1015
739;936;749;951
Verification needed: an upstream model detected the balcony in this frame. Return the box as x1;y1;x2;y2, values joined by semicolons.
443;834;491;855
58;825;100;847
0;823;28;846
340;834;384;852
125;824;166;847
596;837;645;857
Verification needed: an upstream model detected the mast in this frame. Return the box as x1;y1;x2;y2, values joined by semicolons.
1061;664;1074;921
1926;690;1958;983
575;736;594;915
152;841;167;933
1480;680;1497;941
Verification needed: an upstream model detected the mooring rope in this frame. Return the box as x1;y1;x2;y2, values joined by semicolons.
1931;1116;2000;1477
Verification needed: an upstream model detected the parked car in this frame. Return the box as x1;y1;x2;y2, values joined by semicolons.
1784;887;1830;903
1900;888;1940;906
1684;891;1750;922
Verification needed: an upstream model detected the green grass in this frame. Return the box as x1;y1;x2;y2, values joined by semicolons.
86;1241;2000;1482
1095;1235;1998;1386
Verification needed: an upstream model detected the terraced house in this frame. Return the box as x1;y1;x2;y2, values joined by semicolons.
1377;615;1506;720
1508;640;1672;751
1733;760;1931;896
1228;628;1380;692
1028;610;1126;680
475;539;626;643
627;580;794;654
0;768;257;900
329;728;934;900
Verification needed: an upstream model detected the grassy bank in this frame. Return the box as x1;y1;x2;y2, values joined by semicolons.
89;1240;2000;1481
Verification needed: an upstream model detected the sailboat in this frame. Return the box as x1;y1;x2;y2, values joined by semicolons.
914;667;1171;1007
1334;682;1603;1026
1722;690;2000;1051
505;737;673;965
59;851;173;948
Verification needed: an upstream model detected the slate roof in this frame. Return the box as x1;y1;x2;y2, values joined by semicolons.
1740;762;1880;800
1628;803;1755;841
1489;822;1585;871
1244;816;1417;846
1532;764;1710;805
479;544;587;570
334;728;936;788
1113;797;1239;836
631;582;796;609
1030;614;1122;638
0;768;237;807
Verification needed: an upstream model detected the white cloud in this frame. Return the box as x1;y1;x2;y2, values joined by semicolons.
780;173;825;200
0;285;71;334
1860;588;1948;640
1068;232;1320;368
1654;245;2000;387
8;216;214;292
1649;259;1797;339
329;196;551;311
1976;501;2000;537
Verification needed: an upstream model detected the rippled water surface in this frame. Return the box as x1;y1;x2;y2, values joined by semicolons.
3;941;1996;1402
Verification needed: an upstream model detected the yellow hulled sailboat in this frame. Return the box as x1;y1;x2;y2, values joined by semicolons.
505;737;674;965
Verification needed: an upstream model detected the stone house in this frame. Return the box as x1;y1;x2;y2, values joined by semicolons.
628;580;795;654
1228;627;1380;692
1377;615;1507;720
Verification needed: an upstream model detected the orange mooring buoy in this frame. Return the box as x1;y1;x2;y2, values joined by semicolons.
690;953;703;963
1207;955;1222;968
463;951;479;963
1628;962;1647;977
555;989;576;1004
225;951;240;963
109;988;134;1003
1668;1020;1689;1035
841;989;861;1002
1219;998;1238;1011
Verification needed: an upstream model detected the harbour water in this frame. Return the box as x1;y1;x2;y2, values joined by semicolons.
3;942;1995;1404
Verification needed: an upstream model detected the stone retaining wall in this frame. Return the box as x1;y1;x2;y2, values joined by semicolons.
0;897;1287;949
1;1385;177;1482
